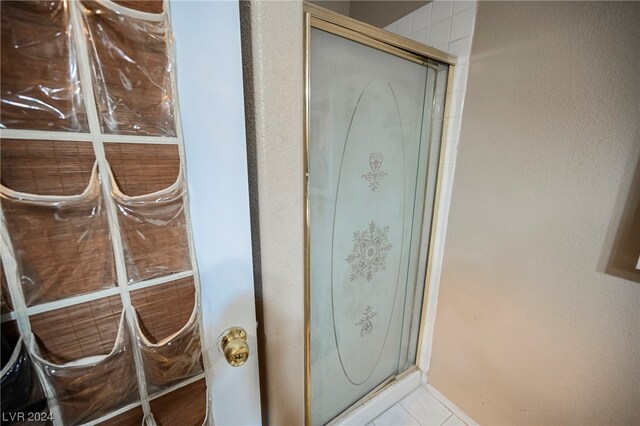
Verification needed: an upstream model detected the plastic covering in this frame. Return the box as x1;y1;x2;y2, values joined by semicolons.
135;306;203;393
80;1;176;136
1;267;12;314
30;312;139;425
0;0;209;423
110;169;192;284
1;337;50;424
0;164;116;306
0;1;88;131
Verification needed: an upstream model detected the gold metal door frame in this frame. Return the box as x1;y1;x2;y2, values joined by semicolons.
303;4;458;424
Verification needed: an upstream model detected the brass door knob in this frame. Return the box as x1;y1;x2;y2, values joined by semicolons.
219;327;249;367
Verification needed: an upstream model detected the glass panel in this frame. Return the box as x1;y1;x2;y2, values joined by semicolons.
405;61;450;367
309;28;443;425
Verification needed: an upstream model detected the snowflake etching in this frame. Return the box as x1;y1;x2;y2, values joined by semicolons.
355;305;378;337
362;153;388;192
345;221;392;282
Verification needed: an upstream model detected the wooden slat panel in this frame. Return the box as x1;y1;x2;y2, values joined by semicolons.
2;195;116;306
113;0;164;14
30;296;123;363
0;1;88;131
1;139;95;196
98;406;144;426
48;323;139;425
1;265;11;314
117;199;191;283
1;139;114;305
81;1;176;136
107;143;190;283
131;277;202;391
150;379;208;426
1;4;206;425
130;277;195;343
104;143;180;196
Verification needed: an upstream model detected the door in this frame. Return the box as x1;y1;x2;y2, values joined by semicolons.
0;1;261;424
305;7;451;425
171;1;262;425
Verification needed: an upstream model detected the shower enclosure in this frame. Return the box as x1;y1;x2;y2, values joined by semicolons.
304;4;455;424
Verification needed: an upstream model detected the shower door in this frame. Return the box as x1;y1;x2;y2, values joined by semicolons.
305;7;452;425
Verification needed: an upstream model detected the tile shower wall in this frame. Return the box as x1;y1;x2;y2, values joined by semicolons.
384;1;478;371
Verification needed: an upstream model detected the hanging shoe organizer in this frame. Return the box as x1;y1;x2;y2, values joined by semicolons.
0;1;211;425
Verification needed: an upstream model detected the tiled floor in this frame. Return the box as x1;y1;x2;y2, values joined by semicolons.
370;386;467;426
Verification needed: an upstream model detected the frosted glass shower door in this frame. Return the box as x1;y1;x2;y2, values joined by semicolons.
309;28;440;425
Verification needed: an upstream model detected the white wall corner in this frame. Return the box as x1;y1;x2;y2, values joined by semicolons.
386;0;479;378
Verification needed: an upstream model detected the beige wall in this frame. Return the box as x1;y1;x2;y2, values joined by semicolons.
429;2;640;425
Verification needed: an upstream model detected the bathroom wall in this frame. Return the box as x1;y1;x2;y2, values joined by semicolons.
428;2;640;425
385;0;479;372
239;2;305;425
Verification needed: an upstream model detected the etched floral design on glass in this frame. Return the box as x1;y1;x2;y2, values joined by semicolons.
345;221;392;282
355;305;378;337
362;153;388;192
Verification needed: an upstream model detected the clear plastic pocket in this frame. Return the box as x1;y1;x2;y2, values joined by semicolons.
0;0;88;131
135;304;202;393
109;166;191;284
30;311;139;425
0;163;116;306
149;378;208;426
79;0;176;136
131;278;203;394
1;267;12;314
1;336;50;423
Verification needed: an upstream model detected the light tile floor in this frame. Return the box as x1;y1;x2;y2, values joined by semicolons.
370;385;467;426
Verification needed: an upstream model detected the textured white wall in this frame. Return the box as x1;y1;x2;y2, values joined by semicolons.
240;1;305;424
429;2;640;424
